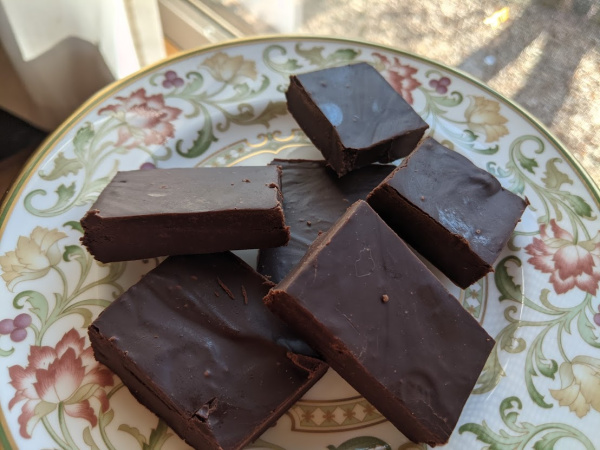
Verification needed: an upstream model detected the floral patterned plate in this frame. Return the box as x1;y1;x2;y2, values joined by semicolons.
1;37;599;450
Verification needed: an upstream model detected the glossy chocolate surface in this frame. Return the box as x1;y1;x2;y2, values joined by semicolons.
265;201;495;446
367;137;528;288
257;159;394;283
80;166;289;262
286;63;428;176
90;253;326;450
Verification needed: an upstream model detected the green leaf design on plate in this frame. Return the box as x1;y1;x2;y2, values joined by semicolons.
431;91;464;108
68;383;101;405
166;64;284;158
460;397;595;449
39;152;83;181
83;427;101;450
295;43;360;68
542;158;573;190
72;122;95;159
242;100;287;128
263;44;302;75
26;101;173;216
66;307;93;327
63;220;84;233
63;243;87;265
176;104;217;158
118;424;147;446
481;256;600;402
144;419;172;450
473;350;506;395
490;135;595;242
262;43;360;88
416;87;500;155
562;192;593;218
13;290;49;322
495;255;524;303
516;149;539;174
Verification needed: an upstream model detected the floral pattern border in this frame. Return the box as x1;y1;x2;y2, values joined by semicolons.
0;38;598;449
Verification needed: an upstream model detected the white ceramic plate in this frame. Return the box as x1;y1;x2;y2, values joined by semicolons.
1;37;599;450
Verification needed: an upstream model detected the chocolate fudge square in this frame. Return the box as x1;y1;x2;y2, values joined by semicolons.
265;201;494;446
367;137;528;288
81;166;289;263
286;63;429;176
89;253;326;450
258;159;395;283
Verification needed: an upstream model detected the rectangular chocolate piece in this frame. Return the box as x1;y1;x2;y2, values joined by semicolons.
286;63;428;176
367;137;528;288
258;159;395;283
265;201;495;446
80;166;289;262
89;252;326;450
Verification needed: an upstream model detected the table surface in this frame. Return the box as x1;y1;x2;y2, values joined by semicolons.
1;0;598;198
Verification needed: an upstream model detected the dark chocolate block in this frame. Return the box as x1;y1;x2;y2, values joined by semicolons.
286;63;429;176
257;159;395;283
89;253;326;450
367;137;529;288
265;201;495;446
80;166;289;262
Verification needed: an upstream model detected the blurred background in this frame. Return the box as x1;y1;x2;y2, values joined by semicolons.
0;0;598;192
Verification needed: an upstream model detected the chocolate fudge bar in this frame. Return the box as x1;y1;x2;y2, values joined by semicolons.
258;159;395;283
265;201;495;446
89;253;326;450
81;166;289;262
367;137;528;288
286;63;429;176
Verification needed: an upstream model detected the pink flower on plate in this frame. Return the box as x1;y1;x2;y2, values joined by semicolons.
8;329;113;438
99;88;182;148
525;220;600;295
372;53;421;104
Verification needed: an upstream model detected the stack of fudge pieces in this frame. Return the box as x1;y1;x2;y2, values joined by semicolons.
83;62;528;449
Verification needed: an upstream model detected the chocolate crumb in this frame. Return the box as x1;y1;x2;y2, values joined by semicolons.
217;277;235;300
241;285;248;305
306;221;312;226
242;179;250;183
382;294;390;303
262;279;276;288
195;397;218;422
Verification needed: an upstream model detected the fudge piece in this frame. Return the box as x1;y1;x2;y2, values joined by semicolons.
80;166;289;262
367;137;529;288
89;253;326;450
258;159;395;283
265;201;495;446
286;63;429;176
